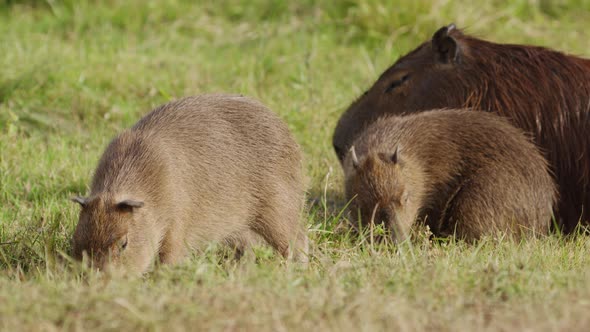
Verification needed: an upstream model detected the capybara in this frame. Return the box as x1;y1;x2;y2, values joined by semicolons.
333;24;590;232
343;109;556;241
72;94;308;274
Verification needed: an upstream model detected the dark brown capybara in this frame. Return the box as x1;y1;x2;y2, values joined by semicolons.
333;24;590;233
72;94;308;275
344;109;557;241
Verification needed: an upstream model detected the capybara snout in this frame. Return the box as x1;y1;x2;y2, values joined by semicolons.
71;195;156;274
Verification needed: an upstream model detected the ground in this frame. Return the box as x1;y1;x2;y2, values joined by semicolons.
1;1;590;330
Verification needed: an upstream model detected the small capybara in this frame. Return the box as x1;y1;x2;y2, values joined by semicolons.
333;24;590;232
343;109;556;241
72;94;308;274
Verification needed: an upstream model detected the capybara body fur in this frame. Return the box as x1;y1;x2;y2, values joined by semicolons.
333;24;590;232
344;109;556;241
72;94;308;274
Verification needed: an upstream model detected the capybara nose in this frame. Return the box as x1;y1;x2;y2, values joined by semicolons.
377;209;391;224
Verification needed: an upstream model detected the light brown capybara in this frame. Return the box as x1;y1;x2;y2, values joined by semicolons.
333;24;590;233
72;94;308;275
343;109;557;242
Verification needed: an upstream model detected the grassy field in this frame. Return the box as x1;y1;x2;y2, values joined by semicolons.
2;1;590;330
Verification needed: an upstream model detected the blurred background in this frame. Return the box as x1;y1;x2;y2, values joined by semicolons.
1;0;589;264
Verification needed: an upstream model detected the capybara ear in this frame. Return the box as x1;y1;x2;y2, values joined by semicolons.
116;199;144;213
350;146;360;169
432;23;460;64
391;146;399;164
378;146;400;165
71;196;88;207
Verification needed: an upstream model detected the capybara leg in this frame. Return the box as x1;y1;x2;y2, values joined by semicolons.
250;182;308;263
224;230;266;261
251;210;308;263
252;220;308;262
444;179;521;241
441;180;492;241
158;228;188;265
447;175;549;241
288;228;309;263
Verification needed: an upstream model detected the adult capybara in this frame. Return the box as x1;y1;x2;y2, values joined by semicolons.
72;94;308;275
344;109;556;241
333;24;590;233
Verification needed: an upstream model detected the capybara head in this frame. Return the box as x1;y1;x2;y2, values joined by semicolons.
71;195;154;274
333;24;466;162
344;146;424;242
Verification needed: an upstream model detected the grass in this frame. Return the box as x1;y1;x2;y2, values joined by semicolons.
1;0;590;330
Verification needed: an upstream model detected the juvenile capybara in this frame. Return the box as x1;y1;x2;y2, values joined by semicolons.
344;109;556;241
72;94;308;274
333;24;590;232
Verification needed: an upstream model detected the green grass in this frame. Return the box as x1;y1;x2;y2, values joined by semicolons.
2;0;590;330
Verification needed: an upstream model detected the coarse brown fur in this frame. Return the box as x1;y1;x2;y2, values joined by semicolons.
344;109;557;241
333;24;590;232
72;94;308;275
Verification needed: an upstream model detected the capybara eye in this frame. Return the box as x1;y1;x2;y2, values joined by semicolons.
119;236;128;250
384;74;410;93
402;192;409;204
